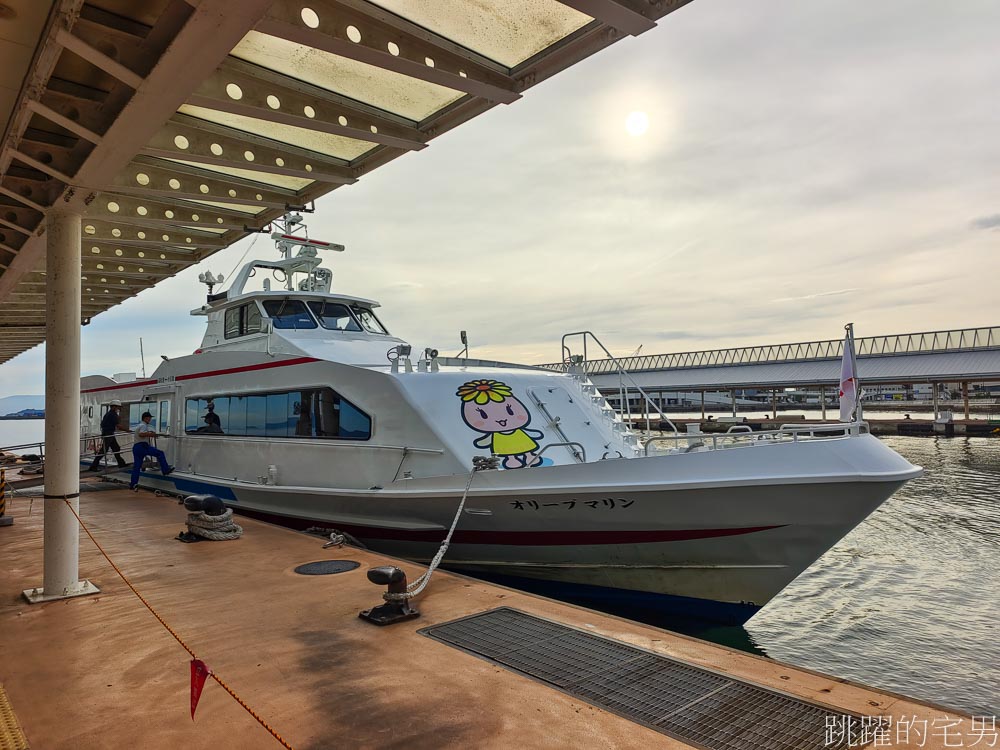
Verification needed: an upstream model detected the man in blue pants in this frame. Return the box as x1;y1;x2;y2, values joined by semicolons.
131;411;173;489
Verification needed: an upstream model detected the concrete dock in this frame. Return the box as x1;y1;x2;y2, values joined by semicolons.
0;485;970;749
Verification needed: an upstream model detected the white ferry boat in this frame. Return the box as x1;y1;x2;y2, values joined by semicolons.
79;215;922;624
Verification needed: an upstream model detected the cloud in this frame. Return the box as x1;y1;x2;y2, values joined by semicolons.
970;214;1000;231
771;288;862;303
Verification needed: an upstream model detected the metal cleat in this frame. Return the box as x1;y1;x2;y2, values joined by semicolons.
358;566;420;626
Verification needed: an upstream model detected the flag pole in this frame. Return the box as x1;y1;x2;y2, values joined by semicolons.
845;322;863;423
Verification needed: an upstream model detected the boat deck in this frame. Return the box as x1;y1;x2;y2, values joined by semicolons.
0;485;966;749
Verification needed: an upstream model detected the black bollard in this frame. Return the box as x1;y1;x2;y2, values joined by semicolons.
358;565;420;626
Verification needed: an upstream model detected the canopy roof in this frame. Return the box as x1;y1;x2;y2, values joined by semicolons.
0;0;690;364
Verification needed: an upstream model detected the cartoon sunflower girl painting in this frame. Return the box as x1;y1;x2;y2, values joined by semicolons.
456;379;545;469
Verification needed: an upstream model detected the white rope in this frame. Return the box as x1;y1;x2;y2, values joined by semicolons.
185;508;243;541
383;459;493;601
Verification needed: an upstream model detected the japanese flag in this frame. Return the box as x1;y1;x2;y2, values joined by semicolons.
839;333;857;422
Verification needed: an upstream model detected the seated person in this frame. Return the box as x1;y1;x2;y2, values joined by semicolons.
203;404;223;434
131;411;173;489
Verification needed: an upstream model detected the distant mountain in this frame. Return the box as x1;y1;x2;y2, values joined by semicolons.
0;395;45;414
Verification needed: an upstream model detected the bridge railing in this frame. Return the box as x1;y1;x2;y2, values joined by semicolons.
540;325;1000;375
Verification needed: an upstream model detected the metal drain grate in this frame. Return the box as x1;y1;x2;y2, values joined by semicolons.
421;608;866;750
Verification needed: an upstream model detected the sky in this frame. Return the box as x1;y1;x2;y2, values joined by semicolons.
1;0;998;396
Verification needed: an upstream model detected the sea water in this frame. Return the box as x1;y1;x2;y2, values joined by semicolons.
708;436;1000;716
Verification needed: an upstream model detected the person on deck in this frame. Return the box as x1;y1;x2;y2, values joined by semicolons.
130;411;173;489
89;400;127;471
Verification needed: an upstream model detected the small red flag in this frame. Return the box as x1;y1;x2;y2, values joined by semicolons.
190;658;210;719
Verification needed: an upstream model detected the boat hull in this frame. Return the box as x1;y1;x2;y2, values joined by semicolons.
122;441;912;624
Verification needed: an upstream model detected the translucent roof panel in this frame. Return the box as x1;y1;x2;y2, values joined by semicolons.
178;104;375;161
166;158;314;192
231;31;464;122
180;225;227;235
185;200;266;215
367;0;592;68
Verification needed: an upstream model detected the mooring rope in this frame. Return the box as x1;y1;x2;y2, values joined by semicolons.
383;455;498;602
185;508;243;541
61;498;294;749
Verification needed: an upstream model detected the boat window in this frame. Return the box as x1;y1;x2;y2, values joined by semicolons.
245;395;267;437
159;401;170;435
306;301;362;332
263;299;316;330
184;387;370;440
224;303;264;339
350;306;389;335
224;307;241;338
245;303;262;334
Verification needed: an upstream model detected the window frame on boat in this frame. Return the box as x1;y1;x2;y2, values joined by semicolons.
183;386;372;441
261;299;317;330
306;300;363;332
350;305;390;335
224;301;263;339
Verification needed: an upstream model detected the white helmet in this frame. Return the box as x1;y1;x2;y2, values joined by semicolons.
109;399;122;407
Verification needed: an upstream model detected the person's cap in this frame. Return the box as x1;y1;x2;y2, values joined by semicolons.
109;399;122;407
141;411;153;420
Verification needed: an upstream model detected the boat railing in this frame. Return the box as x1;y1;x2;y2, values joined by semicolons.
536;441;587;463
561;331;680;437
642;421;867;456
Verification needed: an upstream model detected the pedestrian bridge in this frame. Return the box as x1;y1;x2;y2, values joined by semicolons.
546;326;1000;391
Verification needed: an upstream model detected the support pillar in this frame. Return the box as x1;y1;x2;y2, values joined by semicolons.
820;386;827;421
932;383;939;421
963;382;969;421
771;389;777;420
23;208;99;603
700;390;705;420
731;390;736;418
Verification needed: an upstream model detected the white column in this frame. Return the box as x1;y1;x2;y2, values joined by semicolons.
23;208;98;603
820;386;827;421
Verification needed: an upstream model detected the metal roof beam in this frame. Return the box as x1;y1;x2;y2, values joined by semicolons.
555;0;657;35
81;220;225;250
0;183;50;213
106;157;295;210
83;243;199;263
54;28;145;90
189;61;428;151
88;193;259;231
259;0;520;104
9;150;75;185
82;258;177;274
142;115;357;185
25;100;103;146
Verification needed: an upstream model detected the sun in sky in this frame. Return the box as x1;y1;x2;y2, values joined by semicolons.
625;110;649;137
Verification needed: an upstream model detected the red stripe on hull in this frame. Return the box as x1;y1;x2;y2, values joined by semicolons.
233;507;785;545
80;357;320;394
